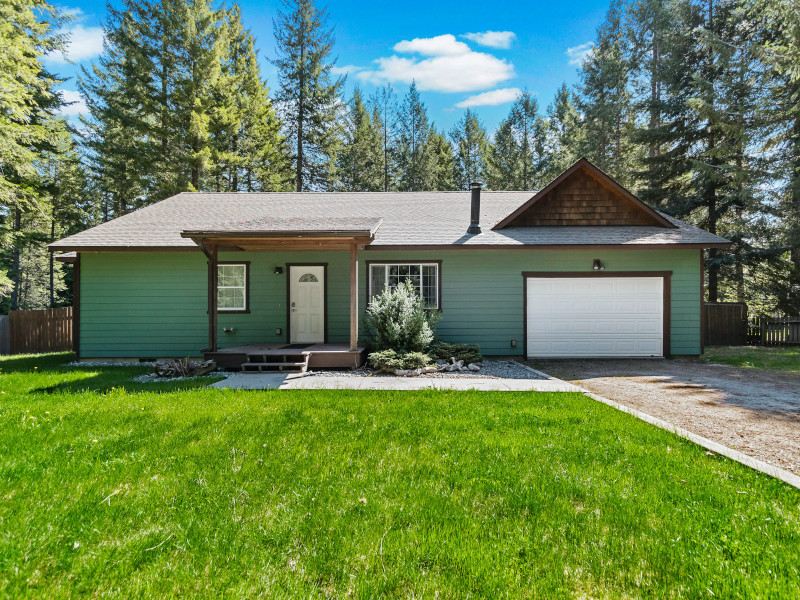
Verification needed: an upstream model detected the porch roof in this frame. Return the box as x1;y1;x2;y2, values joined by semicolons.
181;216;383;240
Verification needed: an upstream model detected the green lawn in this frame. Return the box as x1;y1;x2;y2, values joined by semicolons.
1;354;799;598
702;345;800;373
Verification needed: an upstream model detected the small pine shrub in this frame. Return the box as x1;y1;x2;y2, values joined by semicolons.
400;352;431;369
368;350;404;372
366;280;440;353
369;350;432;372
429;342;482;364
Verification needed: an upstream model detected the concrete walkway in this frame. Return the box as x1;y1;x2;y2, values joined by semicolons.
210;372;580;392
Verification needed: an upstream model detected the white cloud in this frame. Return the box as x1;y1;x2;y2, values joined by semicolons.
357;34;515;94
46;23;104;64
566;42;594;66
461;31;516;49
60;6;85;17
455;87;522;108
393;34;470;56
58;89;89;116
331;64;365;76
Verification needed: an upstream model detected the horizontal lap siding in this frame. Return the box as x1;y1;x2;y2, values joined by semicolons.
80;253;207;357
80;251;352;357
80;248;700;358
361;249;701;356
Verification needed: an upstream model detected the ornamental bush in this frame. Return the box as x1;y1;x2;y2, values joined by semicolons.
366;280;439;353
368;349;432;372
429;342;482;364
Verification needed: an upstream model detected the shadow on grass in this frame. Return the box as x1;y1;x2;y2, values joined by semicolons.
1;352;223;395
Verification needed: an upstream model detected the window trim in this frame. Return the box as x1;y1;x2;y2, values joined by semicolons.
365;260;442;311
217;261;250;314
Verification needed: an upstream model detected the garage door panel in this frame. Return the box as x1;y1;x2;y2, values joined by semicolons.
526;276;664;358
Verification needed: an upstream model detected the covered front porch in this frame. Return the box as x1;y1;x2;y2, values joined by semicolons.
203;342;367;371
181;217;381;370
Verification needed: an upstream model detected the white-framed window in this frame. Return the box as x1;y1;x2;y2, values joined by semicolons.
368;262;440;309
217;263;249;312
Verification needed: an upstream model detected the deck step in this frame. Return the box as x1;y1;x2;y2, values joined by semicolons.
241;361;308;373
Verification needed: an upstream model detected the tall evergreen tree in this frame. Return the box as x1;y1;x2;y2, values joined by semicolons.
395;83;435;191
542;83;584;181
81;0;287;213
272;0;344;191
487;118;523;190
428;128;456;191
488;91;547;189
450;109;491;190
577;0;636;184
369;84;397;191
0;0;87;309
336;88;383;191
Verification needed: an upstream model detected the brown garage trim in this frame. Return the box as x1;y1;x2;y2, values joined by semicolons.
364;260;443;311
286;263;328;344
521;271;673;359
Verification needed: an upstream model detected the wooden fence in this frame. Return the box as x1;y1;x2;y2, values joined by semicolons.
749;315;800;345
704;302;748;346
0;316;9;355
8;307;73;354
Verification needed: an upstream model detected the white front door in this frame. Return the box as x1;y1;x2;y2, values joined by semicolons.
526;276;664;357
289;265;325;344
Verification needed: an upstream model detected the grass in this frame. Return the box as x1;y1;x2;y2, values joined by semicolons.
1;353;799;598
701;345;800;373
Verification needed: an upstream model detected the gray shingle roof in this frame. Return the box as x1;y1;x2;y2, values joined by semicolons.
50;190;730;250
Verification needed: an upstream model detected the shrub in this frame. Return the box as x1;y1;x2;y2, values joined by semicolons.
368;349;432;372
366;280;440;353
429;342;482;364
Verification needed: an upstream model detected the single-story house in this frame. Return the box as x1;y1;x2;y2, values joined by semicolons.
51;158;730;369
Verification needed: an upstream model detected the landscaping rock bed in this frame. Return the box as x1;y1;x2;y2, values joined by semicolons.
307;358;546;380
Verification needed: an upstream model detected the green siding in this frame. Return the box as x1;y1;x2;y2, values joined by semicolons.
79;248;701;358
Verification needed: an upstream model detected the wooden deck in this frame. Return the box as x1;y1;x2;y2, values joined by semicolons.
204;343;367;371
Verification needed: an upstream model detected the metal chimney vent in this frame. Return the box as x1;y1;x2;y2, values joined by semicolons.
467;182;482;234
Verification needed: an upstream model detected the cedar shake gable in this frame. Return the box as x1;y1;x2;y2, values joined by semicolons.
493;158;675;229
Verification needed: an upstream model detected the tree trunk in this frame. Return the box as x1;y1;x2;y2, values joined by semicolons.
10;205;21;311
49;201;56;308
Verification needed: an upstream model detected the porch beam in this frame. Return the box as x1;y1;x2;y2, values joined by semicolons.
349;242;358;351
204;243;218;352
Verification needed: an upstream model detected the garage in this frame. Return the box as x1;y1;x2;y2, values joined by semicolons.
525;274;668;358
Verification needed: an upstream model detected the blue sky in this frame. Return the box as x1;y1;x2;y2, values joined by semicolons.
47;0;609;133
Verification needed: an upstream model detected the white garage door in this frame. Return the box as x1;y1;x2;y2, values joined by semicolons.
526;277;664;358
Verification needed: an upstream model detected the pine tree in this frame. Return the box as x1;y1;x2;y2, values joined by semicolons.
542;84;584;181
487;118;523;190
369;84;397;191
427;128;456;191
272;0;344;191
395;83;436;191
450;109;491;190
577;0;636;184
210;6;289;192
0;0;79;309
488;91;547;189
81;0;288;210
336;88;383;191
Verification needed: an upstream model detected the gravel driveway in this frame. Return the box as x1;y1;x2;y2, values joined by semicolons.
529;358;800;474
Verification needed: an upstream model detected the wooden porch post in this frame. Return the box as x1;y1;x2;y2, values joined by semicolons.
350;242;359;351
205;244;218;352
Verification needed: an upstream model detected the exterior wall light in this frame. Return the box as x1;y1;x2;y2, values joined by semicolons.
510;339;517;348
274;266;284;275
593;259;605;271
